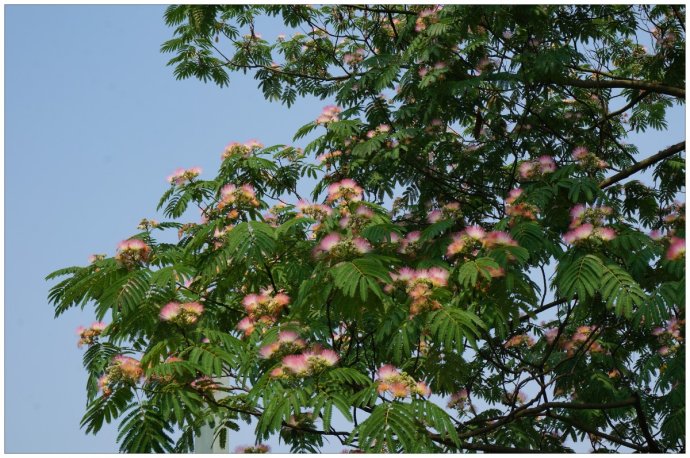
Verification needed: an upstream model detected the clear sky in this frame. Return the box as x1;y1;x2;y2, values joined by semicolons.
4;4;685;454
5;5;326;452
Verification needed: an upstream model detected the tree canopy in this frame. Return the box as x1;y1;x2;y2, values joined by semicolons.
48;4;685;453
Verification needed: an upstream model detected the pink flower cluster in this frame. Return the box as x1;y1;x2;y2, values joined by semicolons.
234;444;270;454
313;232;371;259
563;205;616;244
218;183;260;210
296;200;333;220
505;188;537;221
190;376;220;392
167;167;202;186
365;123;391;139
115;239;151;267
572;146;608;170
76;322;107;348
447;388;469;409
415;5;442;32
397;231;421;254
316;150;342;166
159;301;204;325
504;334;536;349
558;326;605;356
518;155;556;179
316;105;341;124
390;267;449;316
258;331;307;359
221;140;263;160
653;317;684;356
427;202;461;223
236;289;290;336
326;178;363;203
375;364;431;398
666;237;685;261
270;345;339;378
343;48;365;66
447;226;517;257
103;355;143;389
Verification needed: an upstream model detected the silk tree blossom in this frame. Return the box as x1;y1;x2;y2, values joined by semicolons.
190;376;220;391
505;188;538;220
572;146;608;169
316;105;342;124
518;155;557;179
564;205;616;245
219;183;260;209
258;331;307;359
399;230;422;254
241;290;290;326
376;364;431;399
167;166;202;185
504;334;536;348
107;355;143;384
313;232;371;258
159;302;204;325
667;237;685;260
390;267;448;316
326;178;363;203
296;200;333;220
115;239;151;267
273;346;339;378
77;321;108;347
448;388;469;409
235;444;270;454
98;374;112;397
543;327;560;344
236;317;256;336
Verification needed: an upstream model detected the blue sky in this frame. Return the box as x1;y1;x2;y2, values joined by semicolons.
5;4;685;454
5;5;325;452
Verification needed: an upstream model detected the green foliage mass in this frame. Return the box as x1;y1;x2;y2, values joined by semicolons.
49;4;685;453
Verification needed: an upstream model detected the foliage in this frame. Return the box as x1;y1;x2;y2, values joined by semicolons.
49;4;685;453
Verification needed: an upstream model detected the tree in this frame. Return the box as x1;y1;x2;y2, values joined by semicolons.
48;4;685;453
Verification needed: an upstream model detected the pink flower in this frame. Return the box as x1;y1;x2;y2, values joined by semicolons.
572;146;589;160
518;161;534;179
376;364;399;381
353;237;372;254
538;156;556;173
282;354;310;375
667;237;685;260
483;231;517;248
389;382;410;398
316;105;342;124
414;381;432;397
304;347;340;367
274;292;290;307
427;210;442;223
278;331;300;344
181;302;204;315
426;267;449;287
649;229;664;241
544;327;559;344
259;342;280;359
91;322;107;331
236;317;255;336
446;234;466;256
506;188;523;204
160;302;181;321
464;225;485;241
405;231;421;244
593;227;616;241
319;233;341;252
355;205;374;218
658;346;670;356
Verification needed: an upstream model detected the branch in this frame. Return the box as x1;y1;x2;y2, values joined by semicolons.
549;76;685;99
633;393;662;453
546;412;647;452
599;141;685;188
